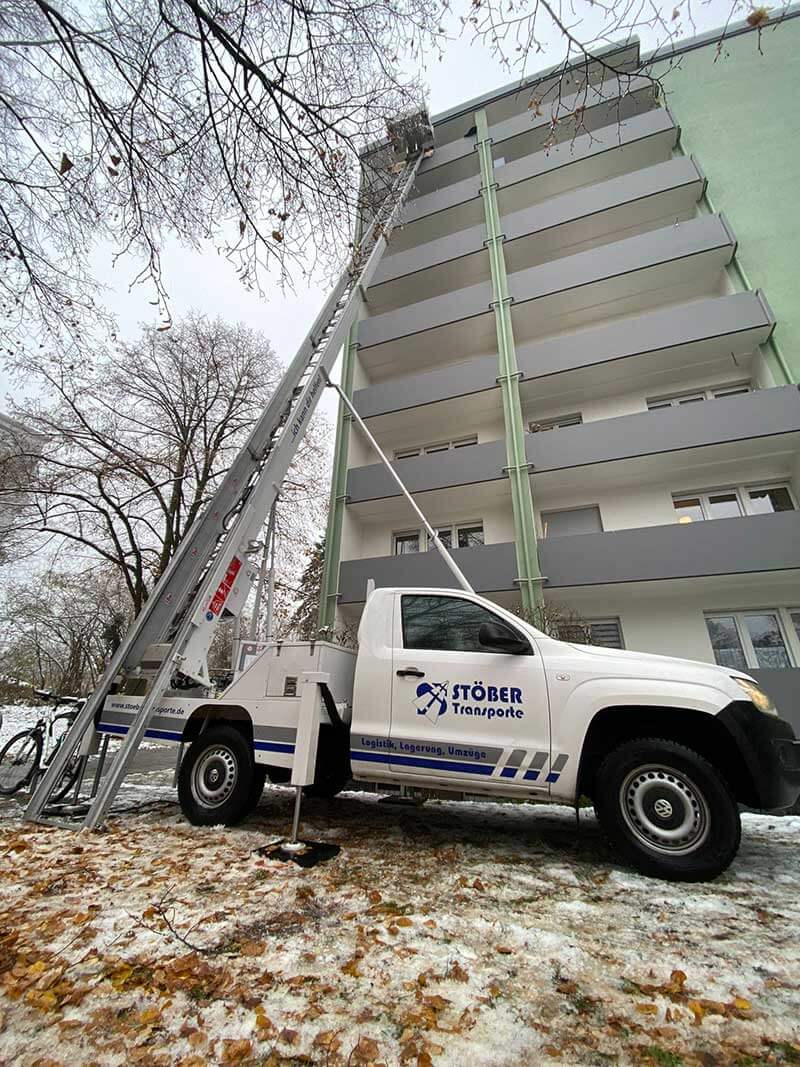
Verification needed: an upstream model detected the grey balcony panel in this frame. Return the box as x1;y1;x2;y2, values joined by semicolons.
353;292;773;420
338;542;518;604
527;385;800;474
413;75;657;196
347;439;507;503
539;511;800;588
371;156;703;305
749;669;800;731
347;386;799;504
400;107;677;228
358;214;734;355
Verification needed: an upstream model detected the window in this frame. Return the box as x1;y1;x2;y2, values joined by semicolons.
394;531;421;555
673;483;795;524
705;611;794;671
588;619;625;649
790;610;800;646
529;413;583;433
541;506;602;539
397;523;485;555
457;525;485;549
401;594;530;654
647;382;752;410
746;486;794;515
394;435;478;460
425;522;485;551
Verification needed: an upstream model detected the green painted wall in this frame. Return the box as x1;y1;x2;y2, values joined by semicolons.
653;18;800;382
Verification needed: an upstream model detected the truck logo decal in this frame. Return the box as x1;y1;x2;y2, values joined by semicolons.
414;681;448;722
410;680;526;722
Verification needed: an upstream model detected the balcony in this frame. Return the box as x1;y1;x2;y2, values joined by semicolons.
413;74;658;198
539;510;800;588
358;214;736;382
353;292;774;430
338;511;800;604
390;107;678;252
431;40;642;150
369;156;705;315
345;385;800;507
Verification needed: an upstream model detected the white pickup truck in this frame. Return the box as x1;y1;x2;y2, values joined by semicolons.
99;586;800;882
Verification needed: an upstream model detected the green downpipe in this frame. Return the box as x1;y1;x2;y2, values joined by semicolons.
475;109;543;614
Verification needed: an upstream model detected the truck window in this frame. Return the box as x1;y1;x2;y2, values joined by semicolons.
401;594;531;654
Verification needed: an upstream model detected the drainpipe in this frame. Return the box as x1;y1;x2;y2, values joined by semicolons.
474;109;544;614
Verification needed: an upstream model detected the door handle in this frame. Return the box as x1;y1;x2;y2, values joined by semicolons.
396;667;425;678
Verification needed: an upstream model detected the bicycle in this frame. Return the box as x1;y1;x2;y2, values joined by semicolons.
0;690;85;802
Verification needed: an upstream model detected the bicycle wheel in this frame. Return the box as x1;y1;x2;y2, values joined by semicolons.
48;750;82;803
0;731;42;795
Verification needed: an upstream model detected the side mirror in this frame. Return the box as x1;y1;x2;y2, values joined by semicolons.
479;620;531;655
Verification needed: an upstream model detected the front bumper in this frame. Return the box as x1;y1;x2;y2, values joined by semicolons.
718;700;800;810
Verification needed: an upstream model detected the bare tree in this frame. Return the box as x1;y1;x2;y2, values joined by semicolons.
3;312;329;614
0;0;445;350
0;565;130;693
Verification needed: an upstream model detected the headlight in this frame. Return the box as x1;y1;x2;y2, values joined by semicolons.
732;677;778;717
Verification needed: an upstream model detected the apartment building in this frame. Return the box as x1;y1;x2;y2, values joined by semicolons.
319;11;800;729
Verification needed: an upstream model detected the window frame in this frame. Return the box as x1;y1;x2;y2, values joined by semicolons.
393;529;422;556
586;617;625;649
672;481;796;523
394;521;486;555
400;593;532;655
393;435;478;461
646;381;752;410
528;412;583;433
704;608;798;670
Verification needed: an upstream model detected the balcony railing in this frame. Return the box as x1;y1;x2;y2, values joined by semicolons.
338;511;800;603
345;385;800;505
353;291;774;421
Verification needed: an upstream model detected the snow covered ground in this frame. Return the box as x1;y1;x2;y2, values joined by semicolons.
0;776;798;1066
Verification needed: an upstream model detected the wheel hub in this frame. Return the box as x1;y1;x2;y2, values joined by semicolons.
620;764;710;855
191;746;238;809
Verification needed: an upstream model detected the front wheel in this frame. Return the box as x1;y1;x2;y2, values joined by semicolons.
594;738;741;882
178;725;255;826
0;731;42;795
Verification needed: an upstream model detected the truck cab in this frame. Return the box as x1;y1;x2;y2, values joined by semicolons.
344;587;800;881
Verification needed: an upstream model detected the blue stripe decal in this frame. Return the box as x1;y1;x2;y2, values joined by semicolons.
253;740;295;754
352;750;494;776
546;773;560;783
524;769;540;781
500;767;517;779
98;722;183;743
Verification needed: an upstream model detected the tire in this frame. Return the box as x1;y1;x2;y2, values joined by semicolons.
304;725;351;799
244;764;268;815
49;753;82;803
178;725;255;826
0;731;42;795
593;737;741;882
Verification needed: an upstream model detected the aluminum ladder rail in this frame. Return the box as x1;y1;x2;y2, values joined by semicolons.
24;149;426;830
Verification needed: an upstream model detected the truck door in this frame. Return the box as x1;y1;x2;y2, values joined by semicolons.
389;593;550;790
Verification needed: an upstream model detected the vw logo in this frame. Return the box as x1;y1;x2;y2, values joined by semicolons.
653;798;673;819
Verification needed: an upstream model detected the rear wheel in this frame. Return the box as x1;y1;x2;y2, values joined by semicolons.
594;737;740;882
49;752;82;803
178;725;255;826
0;731;42;795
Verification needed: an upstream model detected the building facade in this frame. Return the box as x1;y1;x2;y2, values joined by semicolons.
319;13;800;730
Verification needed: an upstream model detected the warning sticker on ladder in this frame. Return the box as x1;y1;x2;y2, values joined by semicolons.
206;556;242;619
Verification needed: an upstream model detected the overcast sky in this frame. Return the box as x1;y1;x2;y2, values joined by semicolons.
1;0;746;420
